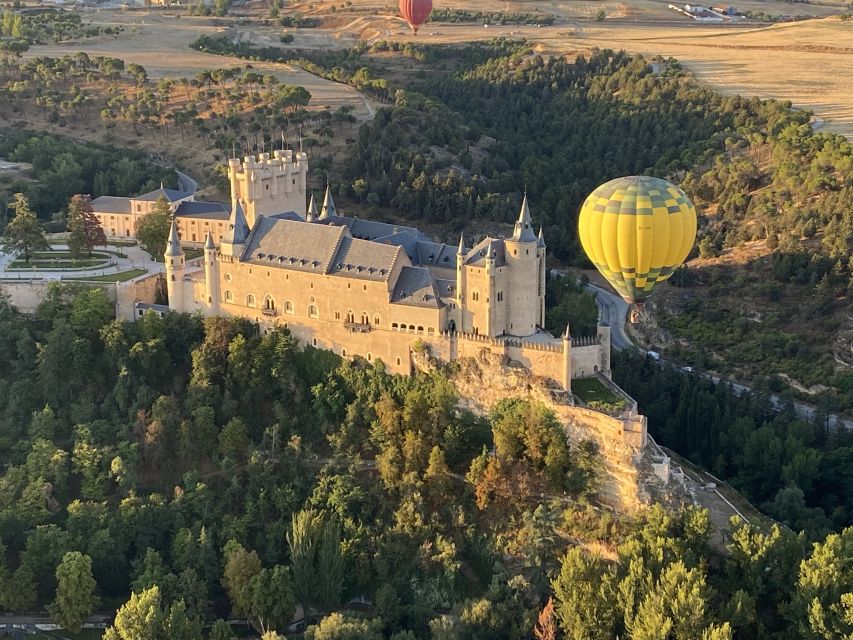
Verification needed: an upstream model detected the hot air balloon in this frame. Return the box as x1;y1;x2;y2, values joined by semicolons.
578;176;697;323
399;0;433;35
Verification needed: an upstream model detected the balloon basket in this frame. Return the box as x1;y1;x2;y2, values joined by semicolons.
629;304;644;324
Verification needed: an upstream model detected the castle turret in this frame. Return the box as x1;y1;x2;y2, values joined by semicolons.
503;194;539;337
220;200;249;258
203;230;219;315
538;226;547;328
562;323;572;392
306;193;318;222
165;217;185;313
319;185;336;220
455;233;466;332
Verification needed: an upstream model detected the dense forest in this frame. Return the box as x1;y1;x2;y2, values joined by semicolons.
0;129;176;221
0;288;849;639
614;351;853;537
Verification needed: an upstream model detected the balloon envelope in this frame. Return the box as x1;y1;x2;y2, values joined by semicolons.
578;176;697;305
399;0;433;33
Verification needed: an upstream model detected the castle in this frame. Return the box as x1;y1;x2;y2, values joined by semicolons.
159;152;611;392
91;150;309;244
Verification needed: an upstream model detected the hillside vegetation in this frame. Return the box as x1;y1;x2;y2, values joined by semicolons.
0;288;849;638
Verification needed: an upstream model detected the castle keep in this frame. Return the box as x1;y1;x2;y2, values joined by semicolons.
162;153;611;393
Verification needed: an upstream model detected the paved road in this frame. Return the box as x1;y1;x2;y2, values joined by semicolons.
176;169;198;194
586;283;632;350
586;281;853;431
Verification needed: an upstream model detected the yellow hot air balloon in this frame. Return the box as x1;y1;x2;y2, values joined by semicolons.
578;176;697;323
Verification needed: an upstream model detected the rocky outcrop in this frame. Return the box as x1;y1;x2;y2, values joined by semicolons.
412;346;689;514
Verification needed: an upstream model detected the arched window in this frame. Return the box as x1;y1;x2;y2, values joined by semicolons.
346;310;354;323
374;315;380;326
264;295;275;310
361;312;369;325
224;290;233;302
224;273;232;282
308;304;318;319
409;325;416;332
392;323;399;330
246;294;256;307
284;301;294;314
472;291;479;302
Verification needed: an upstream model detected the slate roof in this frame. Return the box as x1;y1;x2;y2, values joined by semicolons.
91;196;130;214
175;201;229;219
244;217;346;275
329;235;403;282
391;266;442;308
465;238;506;267
135;187;193;203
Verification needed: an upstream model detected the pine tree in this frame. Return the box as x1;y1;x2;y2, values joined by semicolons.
66;194;106;259
2;193;48;263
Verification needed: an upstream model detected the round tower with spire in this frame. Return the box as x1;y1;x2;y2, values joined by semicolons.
164;217;186;313
503;194;540;337
203;230;220;314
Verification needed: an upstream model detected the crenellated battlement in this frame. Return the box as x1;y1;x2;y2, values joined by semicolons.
228;151;308;227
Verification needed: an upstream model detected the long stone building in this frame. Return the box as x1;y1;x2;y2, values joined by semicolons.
92;150;309;245
163;153;611;392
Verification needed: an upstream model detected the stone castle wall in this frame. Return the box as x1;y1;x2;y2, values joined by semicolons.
413;346;653;511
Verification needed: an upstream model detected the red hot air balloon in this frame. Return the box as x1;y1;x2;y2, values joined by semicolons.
399;0;433;35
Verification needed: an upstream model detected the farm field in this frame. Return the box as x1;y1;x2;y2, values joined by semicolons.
22;1;853;140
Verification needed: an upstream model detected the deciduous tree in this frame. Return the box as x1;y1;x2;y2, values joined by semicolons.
49;551;99;632
135;196;171;259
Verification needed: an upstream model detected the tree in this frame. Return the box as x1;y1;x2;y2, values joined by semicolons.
136;196;172;259
49;552;99;632
66;194;106;258
2;193;48;263
209;620;236;640
103;586;164;640
221;541;262;617
552;548;616;640
3;564;38;612
288;510;344;614
795;527;853;639
218;417;249;461
245;565;296;634
304;613;383;640
534;596;557;640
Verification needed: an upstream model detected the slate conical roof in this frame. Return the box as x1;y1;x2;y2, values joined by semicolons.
512;193;537;242
306;193;318;222
204;229;215;250
320;185;336;220
164;218;184;258
222;200;249;245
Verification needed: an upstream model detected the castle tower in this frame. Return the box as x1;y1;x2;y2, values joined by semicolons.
538;226;547;328
455;234;467;333
319;185;336;220
503;194;539;337
164;217;185;313
220;200;249;258
306;193;318;222
203;230;220;315
227;149;308;228
562;324;572;392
